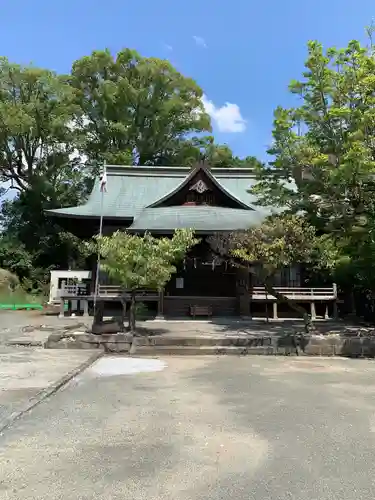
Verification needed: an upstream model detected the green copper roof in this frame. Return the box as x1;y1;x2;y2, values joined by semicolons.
46;165;260;219
129;206;267;232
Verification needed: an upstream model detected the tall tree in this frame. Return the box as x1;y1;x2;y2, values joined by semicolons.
165;135;265;168
0;57;89;194
70;48;211;166
251;34;375;238
0;58;94;288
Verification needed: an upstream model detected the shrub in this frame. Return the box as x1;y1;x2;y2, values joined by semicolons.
0;268;20;292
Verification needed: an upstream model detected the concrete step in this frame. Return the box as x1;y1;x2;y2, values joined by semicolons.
137;336;273;347
129;345;277;356
46;332;362;357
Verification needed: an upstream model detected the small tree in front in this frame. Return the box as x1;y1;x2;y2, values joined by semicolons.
95;229;198;332
208;215;337;334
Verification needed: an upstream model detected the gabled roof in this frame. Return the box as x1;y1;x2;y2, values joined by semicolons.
148;163;253;210
128;206;267;233
46;165;260;219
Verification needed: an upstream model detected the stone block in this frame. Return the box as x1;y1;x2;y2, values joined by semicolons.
308;334;326;345
275;347;287;356
103;342;131;353
45;332;64;343
91;321;122;335
320;344;335;356
304;344;322;356
342;338;363;357
105;333;133;343
325;334;343;346
361;337;375;358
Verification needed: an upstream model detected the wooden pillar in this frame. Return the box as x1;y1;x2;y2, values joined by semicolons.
121;299;127;331
236;267;250;318
273;302;278;319
59;298;65;319
331;282;339;320
93;301;104;325
82;299;89;318
310;301;316;320
156;290;164;319
324;303;329;319
90;255;97;295
333;301;338;320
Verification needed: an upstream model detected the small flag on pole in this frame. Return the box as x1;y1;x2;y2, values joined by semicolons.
99;165;107;193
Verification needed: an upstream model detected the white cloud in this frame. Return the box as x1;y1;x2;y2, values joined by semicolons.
193;35;207;48
163;43;173;51
201;95;247;133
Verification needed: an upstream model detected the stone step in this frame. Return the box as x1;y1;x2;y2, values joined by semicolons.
137;336;273;347
44;331;375;358
129;345;276;356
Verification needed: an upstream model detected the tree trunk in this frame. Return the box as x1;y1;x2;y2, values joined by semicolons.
265;289;269;323
129;291;136;334
207;245;312;348
120;297;126;332
263;276;312;355
263;276;312;334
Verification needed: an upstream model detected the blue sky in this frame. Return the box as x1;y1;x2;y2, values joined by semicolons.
0;0;374;161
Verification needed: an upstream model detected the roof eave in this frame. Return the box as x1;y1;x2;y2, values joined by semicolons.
126;228;244;235
45;209;133;222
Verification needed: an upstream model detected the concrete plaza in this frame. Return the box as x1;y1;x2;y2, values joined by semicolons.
1;355;375;499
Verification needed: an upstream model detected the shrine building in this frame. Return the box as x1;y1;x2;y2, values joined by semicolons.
46;163;337;319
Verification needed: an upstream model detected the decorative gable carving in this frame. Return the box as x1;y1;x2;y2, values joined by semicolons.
189;179;209;194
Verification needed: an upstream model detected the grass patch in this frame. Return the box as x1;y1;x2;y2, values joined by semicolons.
0;289;46;306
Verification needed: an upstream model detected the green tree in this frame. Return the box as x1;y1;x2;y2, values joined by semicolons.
0;268;19;293
250;32;375;305
95;229;199;332
251;35;375;236
0;57;94;287
208;215;336;336
0;57;90;193
0;235;34;281
166;135;264;168
203;142;264;168
70;48;211;166
0;186;90;287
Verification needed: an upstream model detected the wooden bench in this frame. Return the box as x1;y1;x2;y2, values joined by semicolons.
189;305;213;319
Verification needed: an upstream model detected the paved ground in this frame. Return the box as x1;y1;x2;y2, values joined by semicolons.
0;311;89;345
0;345;97;431
0;311;99;432
1;356;375;499
1;310;372;345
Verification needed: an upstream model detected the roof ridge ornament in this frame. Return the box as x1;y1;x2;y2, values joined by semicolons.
189;179;209;194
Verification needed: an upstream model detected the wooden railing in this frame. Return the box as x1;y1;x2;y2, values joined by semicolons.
58;283;89;297
98;285;123;296
59;284;337;301
59;284;158;298
98;286;158;297
251;285;337;300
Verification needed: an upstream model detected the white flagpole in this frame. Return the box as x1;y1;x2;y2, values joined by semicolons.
93;162;106;318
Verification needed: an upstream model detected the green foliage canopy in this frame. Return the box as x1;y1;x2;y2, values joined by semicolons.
94;229;199;291
209;215;336;279
251;37;375;235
